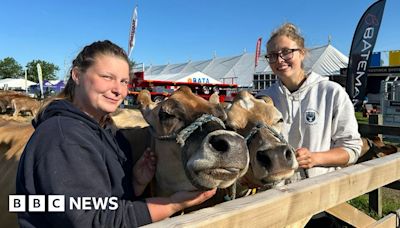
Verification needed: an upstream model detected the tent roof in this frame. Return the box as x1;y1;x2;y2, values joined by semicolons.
144;44;348;87
0;78;36;90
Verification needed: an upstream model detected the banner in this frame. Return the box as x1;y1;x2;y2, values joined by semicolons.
389;50;400;66
345;0;386;102
370;52;381;66
24;69;28;93
128;6;138;58
37;63;44;99
255;37;262;68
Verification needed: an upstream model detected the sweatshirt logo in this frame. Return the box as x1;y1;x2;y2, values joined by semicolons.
305;109;318;125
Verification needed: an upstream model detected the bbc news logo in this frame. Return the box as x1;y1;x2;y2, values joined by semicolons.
9;195;118;212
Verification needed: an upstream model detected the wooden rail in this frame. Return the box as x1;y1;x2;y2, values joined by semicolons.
359;115;400;217
144;153;400;227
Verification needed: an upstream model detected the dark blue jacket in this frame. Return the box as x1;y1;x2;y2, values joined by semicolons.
16;100;151;228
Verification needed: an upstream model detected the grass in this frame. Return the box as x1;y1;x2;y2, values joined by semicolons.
348;112;400;220
348;188;400;220
355;111;368;124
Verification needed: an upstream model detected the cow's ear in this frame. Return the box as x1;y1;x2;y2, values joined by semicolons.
209;92;220;105
259;96;274;105
137;90;156;111
226;102;249;130
212;104;227;121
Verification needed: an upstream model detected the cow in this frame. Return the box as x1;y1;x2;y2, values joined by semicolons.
225;90;298;192
0;118;34;228
357;136;399;163
136;86;250;197
0;92;28;112
0;99;6;113
11;97;41;117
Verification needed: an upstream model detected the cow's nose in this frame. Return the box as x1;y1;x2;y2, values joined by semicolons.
209;135;229;153
256;145;295;170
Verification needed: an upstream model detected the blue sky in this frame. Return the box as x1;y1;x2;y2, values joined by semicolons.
1;0;399;80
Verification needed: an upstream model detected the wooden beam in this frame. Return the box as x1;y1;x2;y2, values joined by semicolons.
358;123;400;136
284;216;311;228
143;153;400;227
326;202;376;227
366;214;397;228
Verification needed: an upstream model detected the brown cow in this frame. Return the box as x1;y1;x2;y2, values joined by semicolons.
225;91;298;190
11;97;41;117
0;92;28;111
0;118;34;228
357;136;399;163
0;99;6;113
137;86;250;197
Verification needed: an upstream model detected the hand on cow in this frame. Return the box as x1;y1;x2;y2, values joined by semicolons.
169;188;217;212
295;147;316;169
146;189;217;222
133;147;157;196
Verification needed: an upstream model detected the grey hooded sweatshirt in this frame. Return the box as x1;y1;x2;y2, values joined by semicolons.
257;72;362;180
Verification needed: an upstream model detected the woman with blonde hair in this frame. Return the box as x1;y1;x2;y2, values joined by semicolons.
257;23;362;181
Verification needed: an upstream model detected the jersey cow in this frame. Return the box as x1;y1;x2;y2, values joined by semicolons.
137;86;250;197
0;119;34;228
11;97;41;117
358;136;399;163
225;91;298;190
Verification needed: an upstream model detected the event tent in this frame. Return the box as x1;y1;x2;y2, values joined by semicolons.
143;44;348;87
145;71;222;84
0;78;36;90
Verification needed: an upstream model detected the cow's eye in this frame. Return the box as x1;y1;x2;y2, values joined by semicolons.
277;118;284;123
159;111;174;121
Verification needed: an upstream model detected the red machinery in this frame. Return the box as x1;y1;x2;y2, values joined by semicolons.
127;69;238;104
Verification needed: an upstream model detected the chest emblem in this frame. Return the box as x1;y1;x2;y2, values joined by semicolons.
305;109;318;125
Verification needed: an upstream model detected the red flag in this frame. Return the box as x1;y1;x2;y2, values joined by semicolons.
255;37;262;68
128;6;138;58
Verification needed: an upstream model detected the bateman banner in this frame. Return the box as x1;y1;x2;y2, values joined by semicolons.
255;37;262;68
128;6;138;58
345;0;386;103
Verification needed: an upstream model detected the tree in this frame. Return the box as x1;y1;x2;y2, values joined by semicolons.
0;57;23;79
25;60;59;82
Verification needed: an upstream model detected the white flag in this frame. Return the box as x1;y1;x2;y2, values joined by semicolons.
24;69;28;93
128;6;138;58
37;63;44;99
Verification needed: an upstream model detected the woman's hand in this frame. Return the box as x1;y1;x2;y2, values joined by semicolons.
295;147;316;169
146;189;217;222
132;148;156;196
169;189;217;212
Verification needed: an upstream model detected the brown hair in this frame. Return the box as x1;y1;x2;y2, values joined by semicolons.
36;40;129;121
61;40;130;101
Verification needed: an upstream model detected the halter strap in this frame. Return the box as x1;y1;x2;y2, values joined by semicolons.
149;114;226;147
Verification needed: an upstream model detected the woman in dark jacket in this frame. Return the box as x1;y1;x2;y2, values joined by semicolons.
16;40;216;228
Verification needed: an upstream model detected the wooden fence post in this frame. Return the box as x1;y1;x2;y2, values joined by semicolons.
368;114;383;139
367;113;383;217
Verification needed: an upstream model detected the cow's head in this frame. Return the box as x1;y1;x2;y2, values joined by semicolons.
226;91;298;188
358;137;399;163
138;86;249;196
